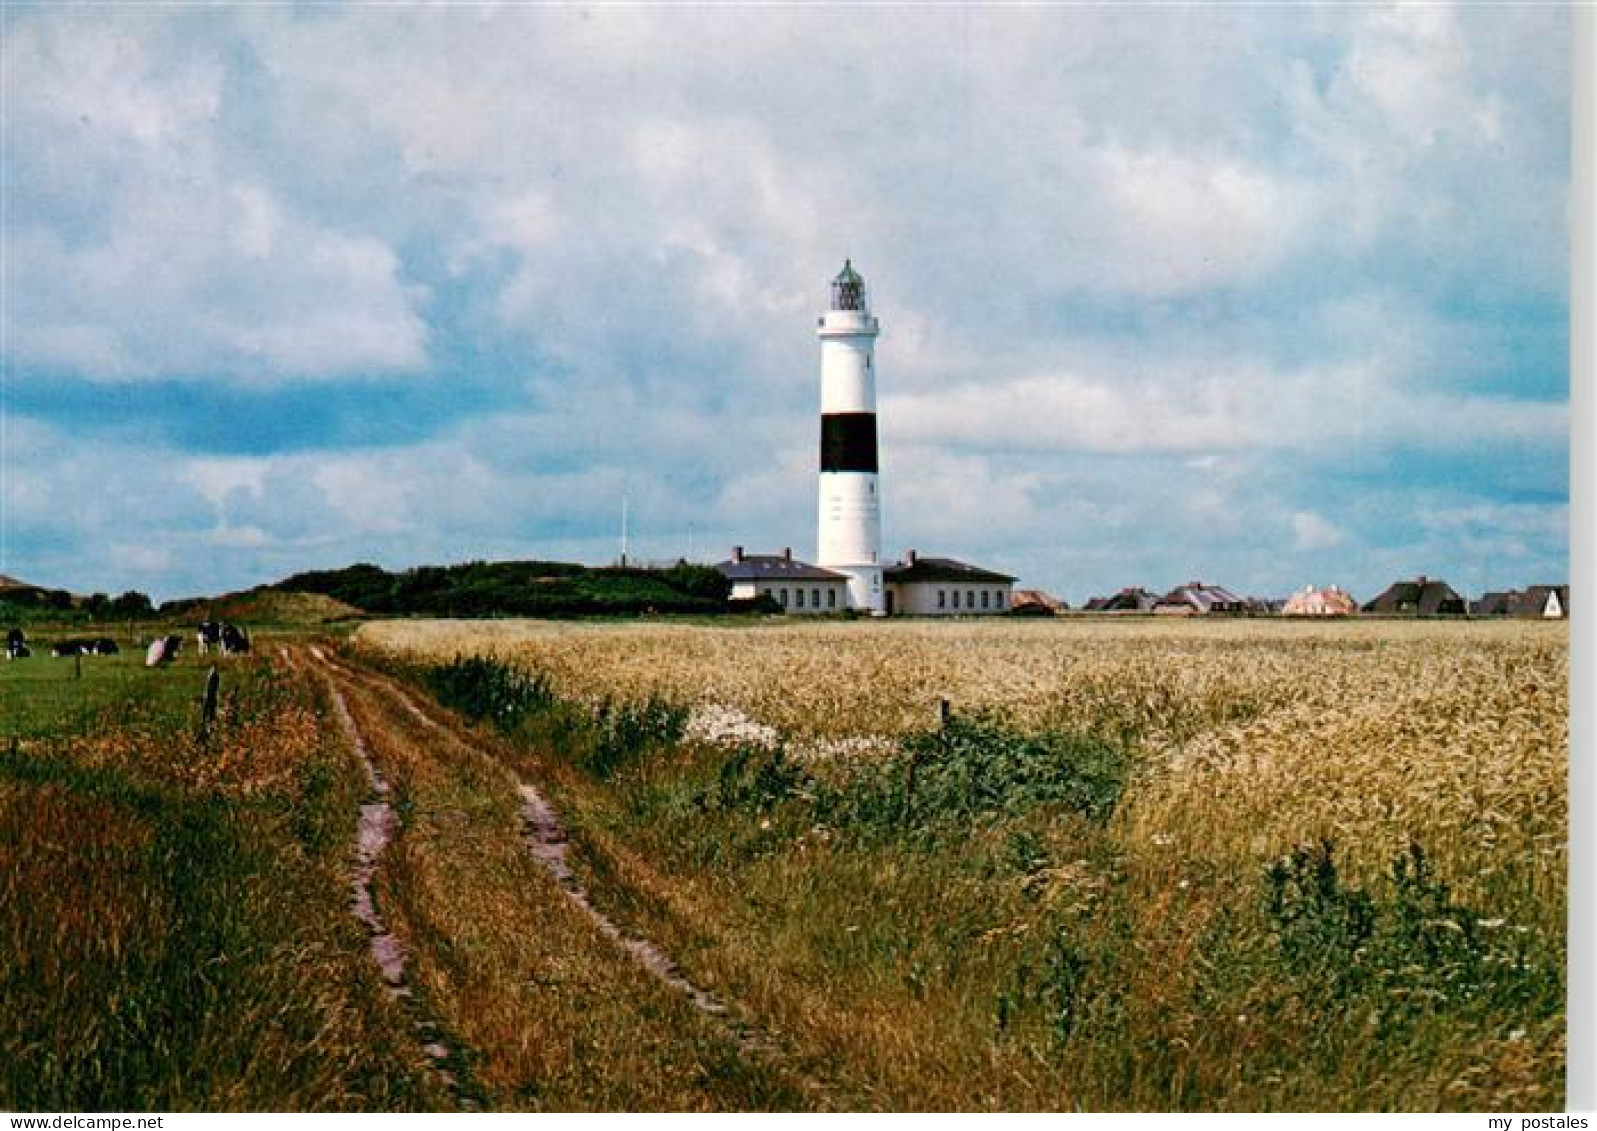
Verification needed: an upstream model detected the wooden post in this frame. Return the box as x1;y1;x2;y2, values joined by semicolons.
200;665;220;739
938;698;951;731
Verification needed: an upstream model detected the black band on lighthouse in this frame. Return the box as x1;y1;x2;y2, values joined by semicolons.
820;413;878;473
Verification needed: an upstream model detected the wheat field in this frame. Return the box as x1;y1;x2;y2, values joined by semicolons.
362;617;1566;902
361;616;1568;1107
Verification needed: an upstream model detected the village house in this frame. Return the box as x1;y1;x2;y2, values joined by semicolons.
1152;581;1246;616
1281;584;1358;617
1362;576;1466;616
714;548;849;615
1470;591;1522;616
1468;586;1569;618
1516;585;1570;619
1010;588;1068;616
1084;587;1159;612
883;551;1015;616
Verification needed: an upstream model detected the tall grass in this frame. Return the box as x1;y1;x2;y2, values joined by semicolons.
0;657;439;1110
374;620;1567;1110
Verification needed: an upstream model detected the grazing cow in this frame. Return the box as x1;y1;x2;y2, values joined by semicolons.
198;621;249;655
145;634;183;667
51;637;119;657
220;623;250;655
6;628;28;660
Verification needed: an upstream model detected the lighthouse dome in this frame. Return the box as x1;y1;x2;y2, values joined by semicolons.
830;259;868;313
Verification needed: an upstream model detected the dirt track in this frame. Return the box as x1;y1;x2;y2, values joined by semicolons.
305;645;811;1110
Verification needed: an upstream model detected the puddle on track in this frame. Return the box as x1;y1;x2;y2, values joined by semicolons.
314;647;464;1094
318;649;801;1084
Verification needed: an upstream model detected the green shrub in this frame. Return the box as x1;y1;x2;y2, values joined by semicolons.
1264;839;1561;1026
425;654;556;726
698;743;810;813
423;655;685;779
582;696;688;779
815;712;1130;840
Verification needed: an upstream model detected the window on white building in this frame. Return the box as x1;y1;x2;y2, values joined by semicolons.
938;590;945;609
828;588;837;609
780;589;789;607
981;591;990;609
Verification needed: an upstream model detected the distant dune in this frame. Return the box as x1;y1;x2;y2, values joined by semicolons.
164;588;364;624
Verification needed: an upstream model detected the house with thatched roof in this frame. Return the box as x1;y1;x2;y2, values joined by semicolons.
1010;588;1068;616
1084;587;1158;612
1361;576;1466;616
1281;584;1358;617
1516;585;1569;619
1468;586;1569;618
1470;591;1521;616
1153;581;1245;616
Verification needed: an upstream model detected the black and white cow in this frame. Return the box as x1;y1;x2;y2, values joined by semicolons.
52;637;117;657
5;628;28;660
198;621;250;656
220;623;250;655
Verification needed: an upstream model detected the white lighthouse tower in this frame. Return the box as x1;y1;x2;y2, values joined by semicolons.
816;260;885;614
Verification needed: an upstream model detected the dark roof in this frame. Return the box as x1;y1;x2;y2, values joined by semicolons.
885;556;1016;584
1362;577;1465;615
715;555;847;582
1471;590;1521;616
1088;587;1158;611
1516;585;1569;618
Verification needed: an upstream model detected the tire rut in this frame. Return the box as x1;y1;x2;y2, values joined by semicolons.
299;645;470;1105
313;647;810;1082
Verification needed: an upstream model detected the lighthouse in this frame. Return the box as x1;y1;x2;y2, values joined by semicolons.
816;260;885;614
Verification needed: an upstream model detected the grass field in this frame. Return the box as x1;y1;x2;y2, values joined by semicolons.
364;616;1568;1110
0;616;1567;1110
0;646;442;1110
2;643;208;740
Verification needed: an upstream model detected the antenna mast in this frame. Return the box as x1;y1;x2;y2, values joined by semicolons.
620;494;629;568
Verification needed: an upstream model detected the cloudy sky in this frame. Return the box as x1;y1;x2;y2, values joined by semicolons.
0;3;1569;604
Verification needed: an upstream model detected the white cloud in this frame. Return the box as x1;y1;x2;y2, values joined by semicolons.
1076;146;1315;296
3;12;430;382
886;360;1566;459
1292;512;1346;553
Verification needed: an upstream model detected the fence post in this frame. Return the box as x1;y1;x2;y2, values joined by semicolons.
199;665;220;740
